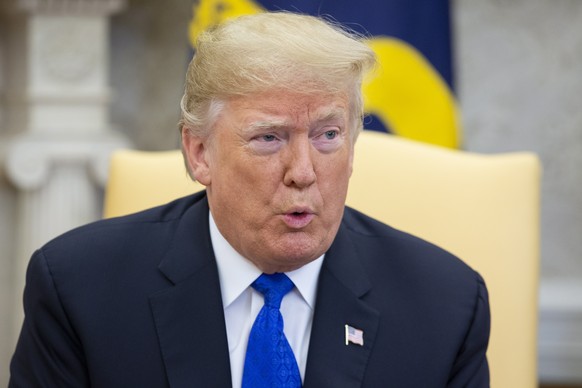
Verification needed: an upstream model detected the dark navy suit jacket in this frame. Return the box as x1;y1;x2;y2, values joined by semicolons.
10;191;490;387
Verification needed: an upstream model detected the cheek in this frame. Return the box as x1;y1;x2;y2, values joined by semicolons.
318;154;353;202
238;157;281;190
214;155;282;210
322;148;353;180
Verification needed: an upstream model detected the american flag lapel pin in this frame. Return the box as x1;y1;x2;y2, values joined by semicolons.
345;324;364;346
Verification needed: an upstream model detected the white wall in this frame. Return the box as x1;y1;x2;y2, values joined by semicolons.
109;0;190;151
0;178;17;387
0;15;18;385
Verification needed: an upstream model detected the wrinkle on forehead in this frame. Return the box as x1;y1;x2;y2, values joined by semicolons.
245;109;346;131
229;92;350;133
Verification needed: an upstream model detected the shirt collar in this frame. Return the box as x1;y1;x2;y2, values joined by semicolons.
209;211;324;310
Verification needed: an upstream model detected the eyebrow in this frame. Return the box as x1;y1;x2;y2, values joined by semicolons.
315;108;347;125
245;119;290;133
243;107;347;133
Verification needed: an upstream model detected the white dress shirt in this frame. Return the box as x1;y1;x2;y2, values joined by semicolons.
209;212;323;388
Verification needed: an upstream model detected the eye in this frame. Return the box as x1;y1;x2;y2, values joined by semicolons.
249;132;283;155
324;130;338;140
312;127;343;152
261;134;277;142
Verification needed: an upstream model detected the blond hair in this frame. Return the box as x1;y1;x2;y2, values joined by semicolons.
179;11;376;143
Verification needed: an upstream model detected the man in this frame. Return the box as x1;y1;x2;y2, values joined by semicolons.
10;12;490;388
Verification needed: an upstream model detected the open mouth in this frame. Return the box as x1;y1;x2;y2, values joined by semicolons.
283;211;314;229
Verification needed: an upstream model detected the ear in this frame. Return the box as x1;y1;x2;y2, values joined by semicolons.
181;127;212;186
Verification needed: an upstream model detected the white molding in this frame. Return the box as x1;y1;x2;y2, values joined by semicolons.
4;132;130;190
538;279;582;383
1;0;126;16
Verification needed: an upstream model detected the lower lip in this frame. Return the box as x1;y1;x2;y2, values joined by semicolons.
282;213;314;229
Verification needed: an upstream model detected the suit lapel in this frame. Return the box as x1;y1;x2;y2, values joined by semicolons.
149;195;232;388
304;221;380;388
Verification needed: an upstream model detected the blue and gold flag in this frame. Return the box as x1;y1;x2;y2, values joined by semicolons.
189;0;460;148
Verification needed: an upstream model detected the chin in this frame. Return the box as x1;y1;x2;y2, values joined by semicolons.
265;255;318;273
272;235;328;265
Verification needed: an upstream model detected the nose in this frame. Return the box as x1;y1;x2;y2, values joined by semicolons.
283;137;317;188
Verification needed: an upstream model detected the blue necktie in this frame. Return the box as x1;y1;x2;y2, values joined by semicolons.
242;273;302;388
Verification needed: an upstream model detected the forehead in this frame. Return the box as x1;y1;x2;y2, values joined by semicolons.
224;90;350;125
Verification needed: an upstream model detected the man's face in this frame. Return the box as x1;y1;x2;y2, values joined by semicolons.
184;90;355;273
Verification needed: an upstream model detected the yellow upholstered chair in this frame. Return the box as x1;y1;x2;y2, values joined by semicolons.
104;130;541;388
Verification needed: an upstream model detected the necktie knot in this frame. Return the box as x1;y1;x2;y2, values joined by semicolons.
252;273;294;309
